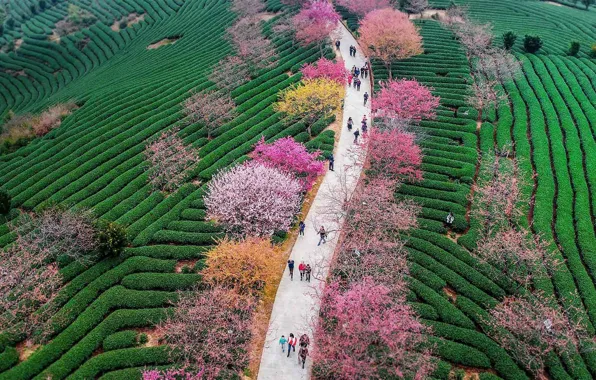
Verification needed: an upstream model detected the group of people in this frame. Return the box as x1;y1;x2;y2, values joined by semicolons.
348;44;357;56
279;333;310;368
286;259;312;282
348;115;368;143
348;65;368;91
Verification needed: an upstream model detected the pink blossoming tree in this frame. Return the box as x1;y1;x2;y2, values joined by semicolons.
142;368;204;380
183;90;237;139
367;128;423;182
337;0;392;17
358;9;423;78
205;162;302;237
227;17;277;70
209;56;251;92
300;57;348;84
292;0;340;55
486;294;592;377
372;79;440;121
250;136;325;191
145;128;199;193
161;287;255;379
313;278;436;379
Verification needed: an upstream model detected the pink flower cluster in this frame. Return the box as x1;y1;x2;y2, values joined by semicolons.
142;368;204;380
250;136;324;191
367;128;423;182
293;0;340;46
300;57;348;85
372;79;440;121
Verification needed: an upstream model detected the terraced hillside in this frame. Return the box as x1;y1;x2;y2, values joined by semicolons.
0;0;337;378
339;2;596;378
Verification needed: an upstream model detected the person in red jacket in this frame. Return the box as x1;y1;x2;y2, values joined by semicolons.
287;333;296;358
298;261;306;281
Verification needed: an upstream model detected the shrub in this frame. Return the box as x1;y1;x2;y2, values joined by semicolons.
0;187;10;214
523;35;543;53
502;31;516;50
96;220;128;257
591;43;596;57
568;41;580;56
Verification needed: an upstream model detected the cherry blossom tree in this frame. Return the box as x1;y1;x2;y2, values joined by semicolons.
0;245;61;339
313;278;436;380
250;136;325;191
183;90;236;139
474;49;522;83
453;22;493;56
372;79;440;121
11;206;97;263
466;79;508;121
486;293;592;377
336;0;392;17
406;0;429;17
358;9;423;78
441;4;469;29
205;162;302;237
145;128;199;193
231;0;265;18
367;128;423;182
475;228;561;289
202;237;285;297
142;368;204;380
209;56;251;92
292;0;340;55
227;17;277;70
162;286;255;379
300;57;348;84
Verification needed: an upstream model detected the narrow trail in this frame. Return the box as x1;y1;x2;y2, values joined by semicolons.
256;23;371;380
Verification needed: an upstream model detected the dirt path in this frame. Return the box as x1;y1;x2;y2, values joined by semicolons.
256;23;370;380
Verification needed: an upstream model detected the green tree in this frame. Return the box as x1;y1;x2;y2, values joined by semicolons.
523;35;543;53
0;188;10;215
581;0;593;10
568;41;580;56
96;220;128;256
502;31;517;50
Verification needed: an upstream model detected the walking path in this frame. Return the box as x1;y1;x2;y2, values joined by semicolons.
257;22;371;380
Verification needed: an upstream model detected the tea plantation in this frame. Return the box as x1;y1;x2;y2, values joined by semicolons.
0;0;335;378
2;0;596;378
337;0;596;378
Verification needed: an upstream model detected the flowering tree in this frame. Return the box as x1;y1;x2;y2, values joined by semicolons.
406;0;429;17
231;0;265;18
474;49;521;83
142;368;204;380
202;237;285;297
466;79;508;121
313;278;436;379
209;56;251;92
145;128;199;193
453;22;493;56
205;163;302;237
162;287;255;379
367;128;423;182
336;0;392;17
372;79;440;121
300;57;348;84
11;206;97;263
250;136;325;191
274;78;344;135
292;0;340;54
475;228;560;289
0;245;61;339
358;9;423;78
183;90;236;139
227;17;277;70
486;294;592;377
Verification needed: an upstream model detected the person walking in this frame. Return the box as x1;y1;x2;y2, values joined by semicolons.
354;128;360;143
363;92;369;106
287;333;296;358
299;261;305;281
351;65;356;75
298;345;309;368
347;117;353;131
348;74;353;87
446;211;455;226
363;66;368;78
352;45;357;56
287;259;295;280
354;67;360;78
328;154;334;171
356;78;361;91
317;226;327;246
305;264;312;282
279;335;287;353
299;220;305;236
361;66;366;78
349;45;354;56
362;122;368;134
335;40;340;50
